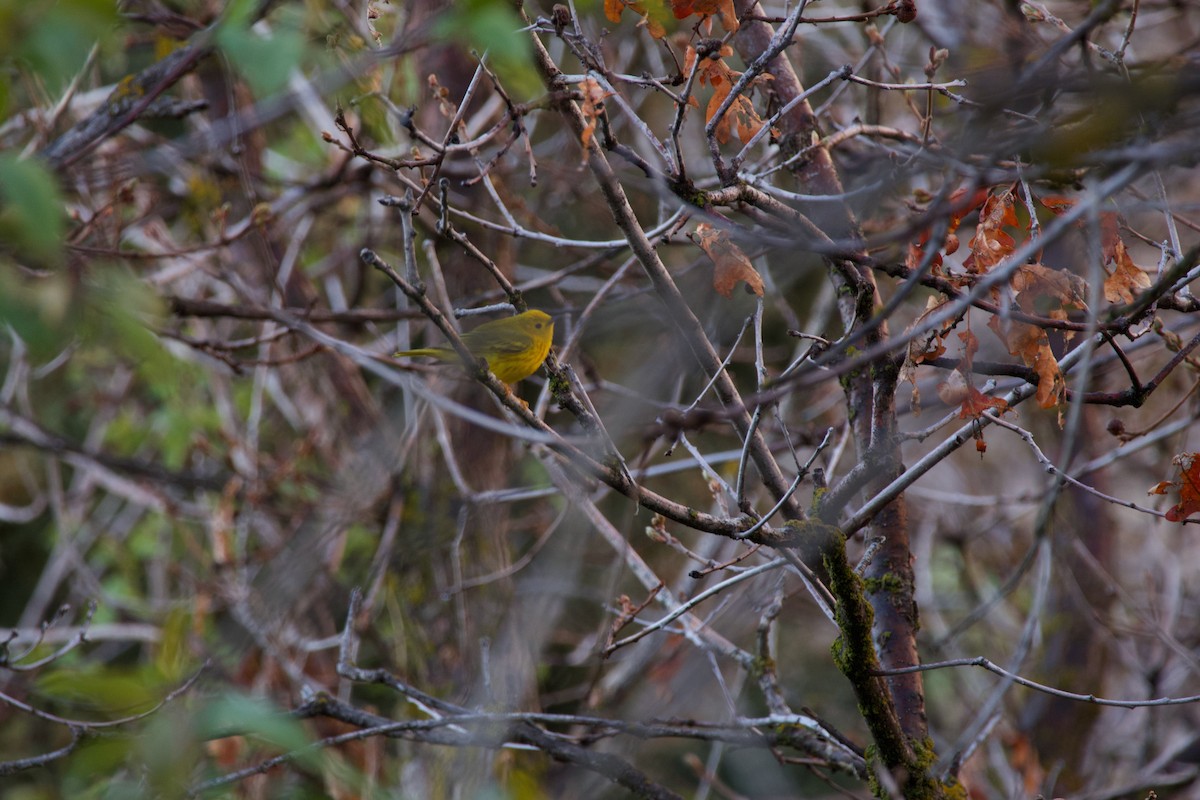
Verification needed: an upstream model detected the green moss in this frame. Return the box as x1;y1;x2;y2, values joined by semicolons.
864;743;883;797
548;370;571;397
894;737;968;800
910;737;936;770
773;520;827;579
937;777;970;800
864;572;904;595
791;522;964;798
822;527;878;679
750;654;776;678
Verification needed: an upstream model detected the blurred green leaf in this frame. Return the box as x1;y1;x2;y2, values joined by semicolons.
0;73;10;120
64;736;135;792
0;262;72;358
80;267;189;399
0;154;67;266
99;572;141;609
216;0;308;97
434;0;539;99
155;606;193;682
198;693;315;760
138;705;203;796
2;0;120;92
37;665;166;717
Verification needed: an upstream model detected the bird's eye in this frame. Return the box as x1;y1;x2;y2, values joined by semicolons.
535;323;542;329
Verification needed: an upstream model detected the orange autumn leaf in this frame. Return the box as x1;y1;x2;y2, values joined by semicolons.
1098;212;1150;304
983;260;1082;411
1099;211;1122;258
578;77;613;153
1010;263;1081;298
1149;452;1200;523
683;43;734;90
944;231;960;257
899;297;956;412
604;0;668;37
1010;263;1089;315
958;328;979;365
1039;206;1150;305
1030;349;1064;409
922;334;947;361
964;190;1019;274
1000;263;1088;348
641;12;668;36
987;315;1065;409
957;385;1009;419
1038;195;1075;215
705;90;768;145
725;91;770;144
1103;237;1151;304
906;297;961;367
941;328;1008;422
694;222;764;297
906;222;945;274
671;0;739;32
907;187;987;279
950;186;991;226
907;328;947;366
685;45;773;145
905;242;938;274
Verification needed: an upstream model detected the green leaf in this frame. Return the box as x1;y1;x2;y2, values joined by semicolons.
80;267;190;401
65;736;135;792
0;154;66;265
155;607;193;682
216;0;308;97
0;261;72;357
434;0;539;99
37;665;165;716
5;0;120;92
198;693;317;763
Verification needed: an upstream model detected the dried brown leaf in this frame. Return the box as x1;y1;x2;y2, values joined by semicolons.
694;223;764;298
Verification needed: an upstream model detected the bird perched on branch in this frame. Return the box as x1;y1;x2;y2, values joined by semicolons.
394;309;554;384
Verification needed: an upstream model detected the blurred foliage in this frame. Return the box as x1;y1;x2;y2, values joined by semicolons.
0;0;121;97
0;156;67;267
0;0;1198;797
215;0;310;98
433;0;539;99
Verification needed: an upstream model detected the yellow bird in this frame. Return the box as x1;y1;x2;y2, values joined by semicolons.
394;309;554;384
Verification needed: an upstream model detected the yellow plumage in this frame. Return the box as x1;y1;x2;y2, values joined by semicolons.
394;310;554;384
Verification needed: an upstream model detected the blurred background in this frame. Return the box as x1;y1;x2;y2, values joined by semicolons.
2;0;1200;797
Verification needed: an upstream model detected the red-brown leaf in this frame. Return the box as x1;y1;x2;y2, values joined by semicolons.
694;223;764;298
1147;452;1200;522
1103;237;1151;305
958;385;1009;419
